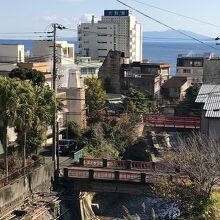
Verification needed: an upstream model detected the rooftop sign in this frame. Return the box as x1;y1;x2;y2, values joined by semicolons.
104;10;129;16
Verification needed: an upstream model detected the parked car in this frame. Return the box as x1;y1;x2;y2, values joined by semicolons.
58;139;77;155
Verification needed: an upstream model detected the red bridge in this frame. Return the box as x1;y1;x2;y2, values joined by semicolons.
144;115;200;129
61;158;188;194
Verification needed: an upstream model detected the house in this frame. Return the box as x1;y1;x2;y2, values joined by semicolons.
195;84;220;139
120;61;170;96
161;76;192;100
75;57;102;86
176;53;220;84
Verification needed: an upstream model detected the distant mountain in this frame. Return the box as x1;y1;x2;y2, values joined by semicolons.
143;29;213;42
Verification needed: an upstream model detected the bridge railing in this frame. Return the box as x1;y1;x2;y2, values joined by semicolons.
64;167;188;184
144;115;200;128
107;159;126;168
78;158;179;173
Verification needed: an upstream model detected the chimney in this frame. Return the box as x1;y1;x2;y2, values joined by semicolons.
92;15;95;25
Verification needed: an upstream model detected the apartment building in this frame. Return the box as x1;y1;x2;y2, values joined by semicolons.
176;53;220;84
32;40;74;65
78;10;142;62
121;62;170;96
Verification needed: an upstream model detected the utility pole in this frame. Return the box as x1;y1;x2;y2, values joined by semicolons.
52;23;58;174
52;23;66;177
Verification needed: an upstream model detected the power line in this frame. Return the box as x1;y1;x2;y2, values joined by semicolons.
128;0;220;29
115;0;220;52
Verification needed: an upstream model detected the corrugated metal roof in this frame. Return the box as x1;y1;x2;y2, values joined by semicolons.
203;94;220;110
196;84;220;118
205;110;220;118
195;84;220;103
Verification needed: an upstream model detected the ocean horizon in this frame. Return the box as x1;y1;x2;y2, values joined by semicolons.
0;39;219;74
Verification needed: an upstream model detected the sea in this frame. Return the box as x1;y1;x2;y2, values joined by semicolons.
1;39;219;74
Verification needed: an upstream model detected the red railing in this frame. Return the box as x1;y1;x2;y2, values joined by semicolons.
144;115;200;128
107;159;126;168
84;158;102;167
93;169;115;180
68;168;89;178
82;158;176;173
132;161;152;170
66;167;188;183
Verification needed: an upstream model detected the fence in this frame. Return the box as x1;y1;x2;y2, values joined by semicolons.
0;157;45;188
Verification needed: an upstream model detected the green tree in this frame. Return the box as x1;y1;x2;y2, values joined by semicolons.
26;85;56;154
123;88;156;113
16;85;56;158
15;81;36;168
9;68;46;86
66;121;81;139
0;77;21;176
84;78;107;113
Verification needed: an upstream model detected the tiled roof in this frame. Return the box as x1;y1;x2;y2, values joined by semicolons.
162;76;188;88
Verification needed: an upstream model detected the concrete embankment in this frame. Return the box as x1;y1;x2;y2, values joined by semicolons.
0;161;54;217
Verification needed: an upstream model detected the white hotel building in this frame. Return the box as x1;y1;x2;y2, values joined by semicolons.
78;10;142;62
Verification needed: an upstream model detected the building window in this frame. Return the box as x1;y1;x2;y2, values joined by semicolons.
83;27;89;29
97;27;107;29
183;69;191;73
194;61;202;66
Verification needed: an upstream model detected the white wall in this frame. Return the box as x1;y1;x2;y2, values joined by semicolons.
0;45;24;63
78;11;142;62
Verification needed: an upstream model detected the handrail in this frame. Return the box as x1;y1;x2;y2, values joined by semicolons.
0;157;45;187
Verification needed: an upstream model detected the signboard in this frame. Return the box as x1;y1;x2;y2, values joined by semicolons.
104;10;129;16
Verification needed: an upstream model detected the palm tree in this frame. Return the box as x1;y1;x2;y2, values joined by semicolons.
15;80;35;168
0;77;20;177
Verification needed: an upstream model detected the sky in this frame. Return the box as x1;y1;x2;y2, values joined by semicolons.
0;0;220;39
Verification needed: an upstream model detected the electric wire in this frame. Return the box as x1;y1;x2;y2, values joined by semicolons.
128;0;220;29
115;0;220;52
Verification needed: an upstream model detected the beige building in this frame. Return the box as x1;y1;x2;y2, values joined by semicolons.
78;10;142;62
32;40;74;65
59;69;87;128
0;44;24;63
161;76;192;100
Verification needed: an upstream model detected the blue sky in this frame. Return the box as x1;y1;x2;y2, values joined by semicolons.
0;0;220;39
